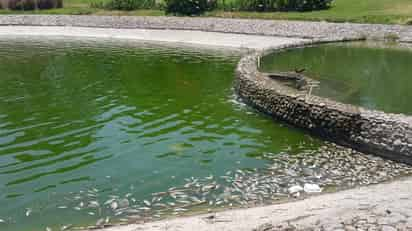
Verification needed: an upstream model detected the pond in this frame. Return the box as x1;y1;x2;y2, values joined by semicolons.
260;42;412;115
0;37;324;230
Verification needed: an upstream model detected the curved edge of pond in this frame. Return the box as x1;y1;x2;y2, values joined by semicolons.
1;15;412;231
235;40;412;165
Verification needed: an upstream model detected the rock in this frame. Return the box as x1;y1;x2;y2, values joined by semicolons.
253;223;274;231
304;183;322;193
393;139;402;146
302;168;315;176
381;225;397;231
288;185;303;194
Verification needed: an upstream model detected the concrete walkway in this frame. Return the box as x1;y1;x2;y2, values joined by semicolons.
96;177;412;231
0;26;308;50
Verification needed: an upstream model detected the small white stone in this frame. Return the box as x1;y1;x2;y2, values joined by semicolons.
288;185;303;194
304;183;322;193
381;225;397;231
393;139;402;146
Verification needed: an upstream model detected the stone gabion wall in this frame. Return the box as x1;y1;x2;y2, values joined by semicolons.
235;53;412;164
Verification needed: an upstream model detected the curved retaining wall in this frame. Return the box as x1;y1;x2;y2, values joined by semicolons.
235;47;412;164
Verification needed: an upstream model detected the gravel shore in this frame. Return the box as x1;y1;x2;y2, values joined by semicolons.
0;15;412;42
93;174;412;231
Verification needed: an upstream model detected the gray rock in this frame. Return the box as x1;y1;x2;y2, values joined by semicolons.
381;225;397;231
288;185;303;194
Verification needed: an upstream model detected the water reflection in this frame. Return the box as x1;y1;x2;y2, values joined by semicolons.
261;42;412;114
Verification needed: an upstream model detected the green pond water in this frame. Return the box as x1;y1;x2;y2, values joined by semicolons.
261;42;412;115
0;38;322;231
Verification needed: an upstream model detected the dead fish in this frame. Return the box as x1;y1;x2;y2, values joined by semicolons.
61;224;72;231
88;201;100;208
152;191;168;196
176;200;191;204
57;206;68;209
96;218;105;226
174;208;187;212
153;203;167;208
0;219;5;223
46;227;52;231
104;198;115;205
183;183;192;188
125;209;140;214
190;196;202;203
25;208;32;217
88;212;95;216
73;207;81;211
115;211;124;216
143;200;151;207
110;201;119;210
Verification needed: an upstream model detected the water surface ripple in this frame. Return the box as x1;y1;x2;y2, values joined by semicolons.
0;37;321;230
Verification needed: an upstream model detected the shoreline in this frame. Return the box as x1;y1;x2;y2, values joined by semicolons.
1;15;412;231
93;176;412;231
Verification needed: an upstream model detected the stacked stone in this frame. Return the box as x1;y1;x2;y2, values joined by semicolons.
235;51;412;164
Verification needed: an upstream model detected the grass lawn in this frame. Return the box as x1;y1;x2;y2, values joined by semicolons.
0;0;412;25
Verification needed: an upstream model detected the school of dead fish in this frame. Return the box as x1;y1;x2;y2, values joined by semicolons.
1;142;412;231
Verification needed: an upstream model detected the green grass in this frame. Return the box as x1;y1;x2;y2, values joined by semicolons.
210;0;412;24
1;0;412;25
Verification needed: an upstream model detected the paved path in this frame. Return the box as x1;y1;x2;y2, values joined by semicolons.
0;26;307;50
96;177;412;231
